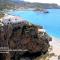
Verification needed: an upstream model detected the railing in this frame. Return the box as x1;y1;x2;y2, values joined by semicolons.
0;47;28;53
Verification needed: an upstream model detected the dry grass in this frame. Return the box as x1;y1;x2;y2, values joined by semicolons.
34;46;56;60
0;13;5;18
34;52;56;60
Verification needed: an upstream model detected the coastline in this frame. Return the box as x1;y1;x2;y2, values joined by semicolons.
0;14;60;60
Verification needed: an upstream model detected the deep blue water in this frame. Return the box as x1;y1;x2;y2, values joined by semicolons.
8;9;60;38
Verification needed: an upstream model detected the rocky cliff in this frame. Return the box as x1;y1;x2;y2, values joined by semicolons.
0;16;52;60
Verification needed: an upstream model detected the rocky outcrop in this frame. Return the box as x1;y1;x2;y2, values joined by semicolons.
0;16;52;60
34;8;49;13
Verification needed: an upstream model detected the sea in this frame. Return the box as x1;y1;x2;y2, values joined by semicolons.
8;9;60;38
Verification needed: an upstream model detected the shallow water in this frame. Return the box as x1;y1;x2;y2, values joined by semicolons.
8;9;60;38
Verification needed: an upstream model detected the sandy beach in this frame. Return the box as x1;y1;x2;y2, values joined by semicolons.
48;36;60;60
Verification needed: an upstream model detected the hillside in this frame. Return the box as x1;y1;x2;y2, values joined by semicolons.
0;1;60;10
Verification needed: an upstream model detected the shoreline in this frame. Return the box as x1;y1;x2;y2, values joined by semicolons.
49;36;60;54
48;36;60;60
50;35;60;40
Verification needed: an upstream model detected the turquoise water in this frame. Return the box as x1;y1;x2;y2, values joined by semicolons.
8;9;60;38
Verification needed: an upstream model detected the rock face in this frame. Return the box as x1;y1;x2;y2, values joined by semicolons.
0;16;52;60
